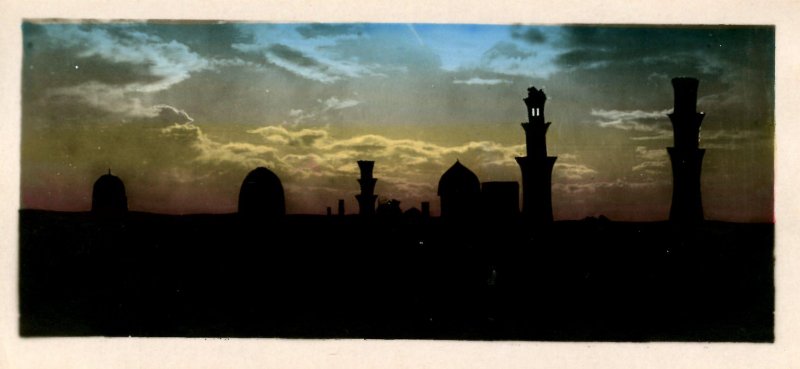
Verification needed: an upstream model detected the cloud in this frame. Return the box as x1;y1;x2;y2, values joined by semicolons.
559;153;578;161
553;178;659;195
592;108;671;125
262;43;342;83
43;24;210;92
321;97;360;110
553;153;597;181
31;24;217;120
155;120;668;219
483;41;535;61
632;146;668;175
266;44;321;67
555;162;598;180
47;82;153;118
453;78;513;85
319;30;442;72
556;49;615;69
511;27;548;44
635;145;667;161
555;27;699;68
550;26;773;108
232;42;376;83
127;22;256;59
163;122;524;183
155;121;529;211
46;81;195;123
558;26;772;69
161;122;279;168
284;97;361;125
160;122;205;141
700;129;767;150
248;126;329;146
630;134;673;141
632;160;668;172
154;105;194;124
473;40;555;79
591;108;673;138
316;134;524;171
296;24;361;39
702;129;762;141
545;27;765;114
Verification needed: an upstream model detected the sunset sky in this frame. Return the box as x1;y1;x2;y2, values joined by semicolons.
20;22;774;221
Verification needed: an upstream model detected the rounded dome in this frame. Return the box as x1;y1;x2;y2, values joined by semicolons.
238;167;285;217
437;160;480;196
92;172;128;213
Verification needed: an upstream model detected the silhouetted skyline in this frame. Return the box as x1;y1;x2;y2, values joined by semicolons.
20;22;774;222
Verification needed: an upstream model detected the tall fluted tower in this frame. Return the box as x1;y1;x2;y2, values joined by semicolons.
667;77;705;222
515;86;557;222
356;160;378;216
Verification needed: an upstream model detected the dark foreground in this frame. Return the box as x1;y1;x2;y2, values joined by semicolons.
19;210;774;341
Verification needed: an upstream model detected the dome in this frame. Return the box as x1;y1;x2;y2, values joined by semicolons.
238;167;285;217
437;160;480;196
92;171;128;213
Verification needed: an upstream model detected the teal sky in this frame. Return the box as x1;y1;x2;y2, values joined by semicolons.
20;22;774;221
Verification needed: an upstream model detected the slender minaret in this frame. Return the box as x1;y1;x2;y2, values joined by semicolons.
515;86;557;222
356;160;378;216
667;77;705;222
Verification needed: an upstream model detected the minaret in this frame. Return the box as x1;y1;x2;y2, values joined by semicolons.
667;77;705;222
515;86;557;222
356;160;378;216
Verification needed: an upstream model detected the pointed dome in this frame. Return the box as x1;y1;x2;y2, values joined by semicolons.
437;160;480;196
92;171;128;214
238;167;285;217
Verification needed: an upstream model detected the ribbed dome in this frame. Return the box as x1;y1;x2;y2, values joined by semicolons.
238;167;285;217
437;160;480;196
92;172;128;213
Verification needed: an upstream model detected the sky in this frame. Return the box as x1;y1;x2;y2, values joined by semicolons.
20;22;774;222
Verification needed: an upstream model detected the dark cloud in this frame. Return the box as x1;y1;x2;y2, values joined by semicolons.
482;41;534;61
267;44;324;68
135;22;255;59
511;27;547;43
25;49;160;88
540;27;773;113
296;24;362;39
23;24;161;89
556;26;774;70
256;43;354;83
22;22;218;125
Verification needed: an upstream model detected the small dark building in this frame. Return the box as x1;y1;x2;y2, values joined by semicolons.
404;207;422;218
481;181;519;218
91;170;128;214
376;199;402;217
421;201;430;218
438;160;481;218
238;167;285;217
